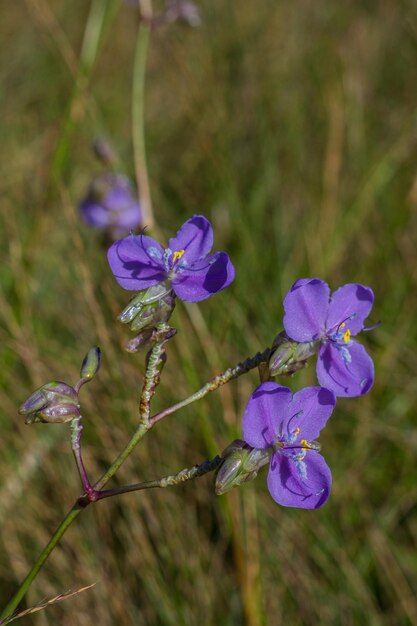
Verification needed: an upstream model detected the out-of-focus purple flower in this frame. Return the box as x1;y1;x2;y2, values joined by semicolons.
243;382;335;509
79;173;142;237
124;0;201;28
107;214;235;302
283;279;374;397
164;1;201;26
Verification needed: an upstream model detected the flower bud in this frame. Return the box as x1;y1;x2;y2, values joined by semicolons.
19;382;80;424
165;1;201;27
126;326;177;353
91;137;115;165
126;328;155;353
119;282;176;333
269;331;319;376
80;346;101;381
215;440;270;495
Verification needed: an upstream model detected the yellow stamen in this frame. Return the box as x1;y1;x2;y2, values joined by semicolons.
340;322;346;328
172;249;185;263
343;329;351;343
300;439;311;449
294;427;300;435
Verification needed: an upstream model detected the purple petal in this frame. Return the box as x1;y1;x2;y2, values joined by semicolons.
283;278;330;342
326;284;374;337
107;234;167;291
80;200;111;227
114;202;142;230
171;251;235;302
317;341;374;398
267;450;331;509
168;215;213;265
284;386;336;442
242;382;292;449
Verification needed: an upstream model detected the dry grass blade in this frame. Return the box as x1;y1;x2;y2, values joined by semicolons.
0;584;96;624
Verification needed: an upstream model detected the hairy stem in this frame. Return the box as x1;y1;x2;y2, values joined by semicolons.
150;347;271;425
93;456;222;501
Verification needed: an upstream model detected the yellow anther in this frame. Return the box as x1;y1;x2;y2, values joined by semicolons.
300;439;311;449
294;427;300;435
343;329;351;343
172;249;185;262
340;322;346;328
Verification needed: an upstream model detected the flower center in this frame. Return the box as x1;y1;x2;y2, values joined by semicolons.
273;415;321;482
324;316;356;364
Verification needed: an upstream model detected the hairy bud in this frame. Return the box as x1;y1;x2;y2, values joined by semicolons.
119;282;176;333
215;440;270;495
269;331;320;376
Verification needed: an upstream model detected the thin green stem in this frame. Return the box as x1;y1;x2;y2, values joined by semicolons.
52;0;112;180
150;347;271;425
93;422;150;492
0;504;84;620
95;456;222;501
132;2;154;228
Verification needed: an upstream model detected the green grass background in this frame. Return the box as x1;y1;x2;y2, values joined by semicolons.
1;1;417;624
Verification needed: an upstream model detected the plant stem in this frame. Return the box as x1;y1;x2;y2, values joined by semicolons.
0;347;269;617
52;0;112;180
139;324;169;424
71;416;96;498
150;347;271;425
0;504;84;620
94;456;222;501
132;1;154;228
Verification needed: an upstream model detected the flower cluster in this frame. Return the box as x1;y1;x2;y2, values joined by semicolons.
106;214;375;510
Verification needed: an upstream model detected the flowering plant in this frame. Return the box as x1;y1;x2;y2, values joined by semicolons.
0;3;377;622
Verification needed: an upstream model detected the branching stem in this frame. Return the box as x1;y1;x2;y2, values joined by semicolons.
0;346;270;619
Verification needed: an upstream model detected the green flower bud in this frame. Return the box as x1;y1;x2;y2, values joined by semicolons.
80;346;101;381
19;382;80;425
269;331;319;376
215;440;270;495
118;282;176;333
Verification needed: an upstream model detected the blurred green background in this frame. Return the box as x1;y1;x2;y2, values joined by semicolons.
1;1;417;624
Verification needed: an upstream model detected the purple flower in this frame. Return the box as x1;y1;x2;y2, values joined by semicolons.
107;214;235;302
79;173;142;237
283;279;374;397
243;382;335;509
